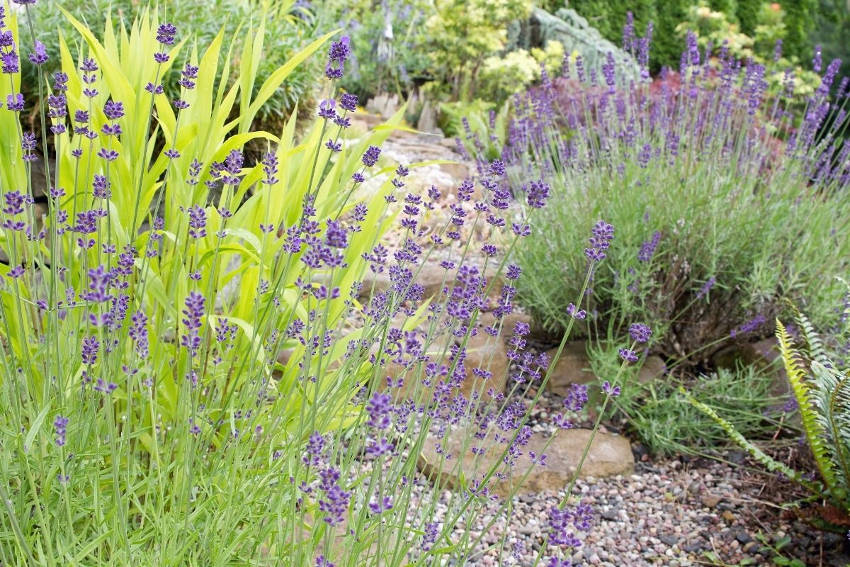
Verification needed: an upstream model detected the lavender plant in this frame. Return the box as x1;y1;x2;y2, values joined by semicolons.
465;21;850;364
2;2;646;565
458;19;850;454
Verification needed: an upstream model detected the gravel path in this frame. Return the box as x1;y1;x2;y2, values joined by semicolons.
425;454;850;566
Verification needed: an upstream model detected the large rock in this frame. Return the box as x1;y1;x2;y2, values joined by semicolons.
711;337;788;395
637;355;667;383
418;427;634;497
381;326;509;402
544;342;596;396
358;261;504;304
416;99;442;134
365;93;400;117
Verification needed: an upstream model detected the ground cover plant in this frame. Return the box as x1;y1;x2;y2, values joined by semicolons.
0;1;653;565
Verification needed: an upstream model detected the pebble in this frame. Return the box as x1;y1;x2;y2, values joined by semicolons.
396;453;850;565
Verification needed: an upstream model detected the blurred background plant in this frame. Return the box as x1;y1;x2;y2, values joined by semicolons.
539;0;818;75
21;0;321;136
317;0;432;103
812;0;850;95
675;1;822;97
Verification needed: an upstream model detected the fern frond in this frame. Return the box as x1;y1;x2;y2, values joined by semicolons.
682;388;821;494
822;362;850;503
777;319;840;494
789;306;830;367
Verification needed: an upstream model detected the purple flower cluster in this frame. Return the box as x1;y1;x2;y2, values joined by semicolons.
730;314;766;338
547;502;592;548
696;276;716;299
525;179;550;209
584;221;614;262
325;36;350;79
629;323;651;343
180;292;205;357
637;231;661;262
618;348;639;363
53;415;68;447
318;467;350;526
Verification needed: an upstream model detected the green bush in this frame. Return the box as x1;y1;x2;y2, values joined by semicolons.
676;2;822;98
322;0;534;104
21;0;320;129
490;35;850;366
565;0;817;73
318;0;432;103
812;0;850;95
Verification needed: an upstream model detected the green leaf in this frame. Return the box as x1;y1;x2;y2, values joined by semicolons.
24;405;51;453
243;30;337;129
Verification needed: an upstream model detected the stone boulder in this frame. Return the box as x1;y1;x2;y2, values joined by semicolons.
365;93;400;117
711;337;788;396
637;355;667;383
357;261;504;305
418;426;634;497
544;342;597;396
381;327;509;402
416;99;442;135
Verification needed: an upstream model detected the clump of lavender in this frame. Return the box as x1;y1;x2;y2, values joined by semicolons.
0;8;663;567
480;16;850;365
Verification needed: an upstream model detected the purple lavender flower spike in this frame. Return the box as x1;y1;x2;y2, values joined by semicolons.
156;23;178;46
103;100;124;120
339;92;357;112
629;323;651;343
619;348;638;363
53;415;68;447
362;145;381;167
28;40;47;65
180;291;205;357
325;35;351;79
81;336;100;365
585;221;614;262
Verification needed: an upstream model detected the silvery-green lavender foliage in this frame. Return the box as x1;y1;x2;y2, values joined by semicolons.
0;2;646;565
465;20;850;364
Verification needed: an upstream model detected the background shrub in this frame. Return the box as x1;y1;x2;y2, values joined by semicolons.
812;0;850;95
21;0;320;132
318;0;432;103
557;0;817;73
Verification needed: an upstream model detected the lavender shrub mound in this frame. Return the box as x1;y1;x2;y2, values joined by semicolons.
467;24;850;366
